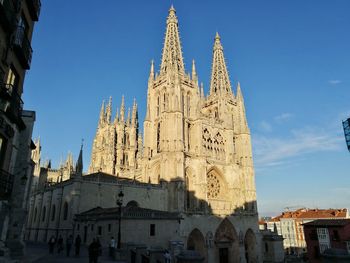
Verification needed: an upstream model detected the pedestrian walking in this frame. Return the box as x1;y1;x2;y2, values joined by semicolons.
57;235;63;253
48;235;56;254
66;234;73;256
88;238;99;263
109;236;116;258
164;249;171;263
75;234;82;256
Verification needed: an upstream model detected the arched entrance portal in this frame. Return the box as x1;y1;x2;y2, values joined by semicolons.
187;228;206;262
244;229;257;263
214;218;239;263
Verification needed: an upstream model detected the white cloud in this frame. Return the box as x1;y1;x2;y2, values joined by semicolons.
328;80;342;85
274;113;293;122
258;120;272;132
253;126;343;169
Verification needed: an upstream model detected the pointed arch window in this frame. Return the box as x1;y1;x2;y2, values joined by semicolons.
187;94;191;116
157;123;161;153
163;93;166;111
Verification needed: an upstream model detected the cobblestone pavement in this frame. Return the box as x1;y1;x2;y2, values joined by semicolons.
25;243;122;263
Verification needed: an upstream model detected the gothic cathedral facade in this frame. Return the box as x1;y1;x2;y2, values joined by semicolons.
88;6;259;262
27;6;261;263
89;6;257;217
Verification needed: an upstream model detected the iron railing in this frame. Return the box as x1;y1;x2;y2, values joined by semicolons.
0;169;14;200
0;82;23;124
0;0;17;32
13;26;33;69
26;0;41;21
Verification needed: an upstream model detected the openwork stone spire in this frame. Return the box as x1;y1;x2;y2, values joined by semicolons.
99;100;105;126
209;32;233;96
160;5;185;75
236;82;249;132
75;141;83;177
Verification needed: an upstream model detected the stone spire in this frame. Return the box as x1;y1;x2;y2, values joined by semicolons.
209;32;233;97
105;96;112;123
160;5;185;75
114;107;119;124
200;82;205;99
75;141;83;177
236;82;249;132
99;100;105;126
132;98;138;127
127;108;131;125
192;59;198;84
66;152;74;170
120;96;125;122
149;60;154;82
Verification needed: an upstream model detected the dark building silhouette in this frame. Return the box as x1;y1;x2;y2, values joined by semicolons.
0;0;40;260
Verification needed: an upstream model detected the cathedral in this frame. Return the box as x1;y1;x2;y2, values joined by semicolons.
26;6;269;263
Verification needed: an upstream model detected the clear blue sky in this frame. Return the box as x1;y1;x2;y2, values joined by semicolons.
24;1;350;216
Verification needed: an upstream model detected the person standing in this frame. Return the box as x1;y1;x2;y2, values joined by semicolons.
75;234;82;256
66;235;73;257
109;236;116;258
48;235;56;254
164;249;172;263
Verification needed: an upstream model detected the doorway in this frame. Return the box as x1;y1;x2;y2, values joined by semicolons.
219;247;229;263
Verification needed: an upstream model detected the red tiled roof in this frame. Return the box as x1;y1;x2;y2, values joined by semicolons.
268;209;348;221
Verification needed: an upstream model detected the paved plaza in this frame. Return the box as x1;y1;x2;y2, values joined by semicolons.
25;243;123;263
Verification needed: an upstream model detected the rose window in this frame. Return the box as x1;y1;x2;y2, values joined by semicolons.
207;173;220;199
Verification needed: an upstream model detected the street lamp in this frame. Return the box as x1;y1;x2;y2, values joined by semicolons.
117;190;124;249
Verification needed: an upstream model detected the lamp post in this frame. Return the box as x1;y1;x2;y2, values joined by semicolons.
117;190;124;249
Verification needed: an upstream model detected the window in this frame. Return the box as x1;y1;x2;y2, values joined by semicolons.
51;205;56;221
150;224;155;236
346;241;350;254
63;202;68;220
77;224;80;231
42;206;46;222
6;67;19;94
157;123;160;153
187;94;191;116
98;226;102;235
163;93;166;110
108;224;111;232
0;136;7;168
91;224;94;231
319;243;329;254
18;14;29;35
187;123;191;150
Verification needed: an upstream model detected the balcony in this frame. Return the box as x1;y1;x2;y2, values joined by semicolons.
26;0;41;21
0;169;14;200
0;0;17;32
13;26;33;69
0;82;24;129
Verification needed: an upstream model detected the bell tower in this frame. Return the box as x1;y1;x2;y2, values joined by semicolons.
143;6;200;186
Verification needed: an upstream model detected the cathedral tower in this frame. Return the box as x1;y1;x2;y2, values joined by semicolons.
143;6;201;187
89;97;141;177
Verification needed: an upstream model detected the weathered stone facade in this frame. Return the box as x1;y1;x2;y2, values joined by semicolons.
27;6;262;263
